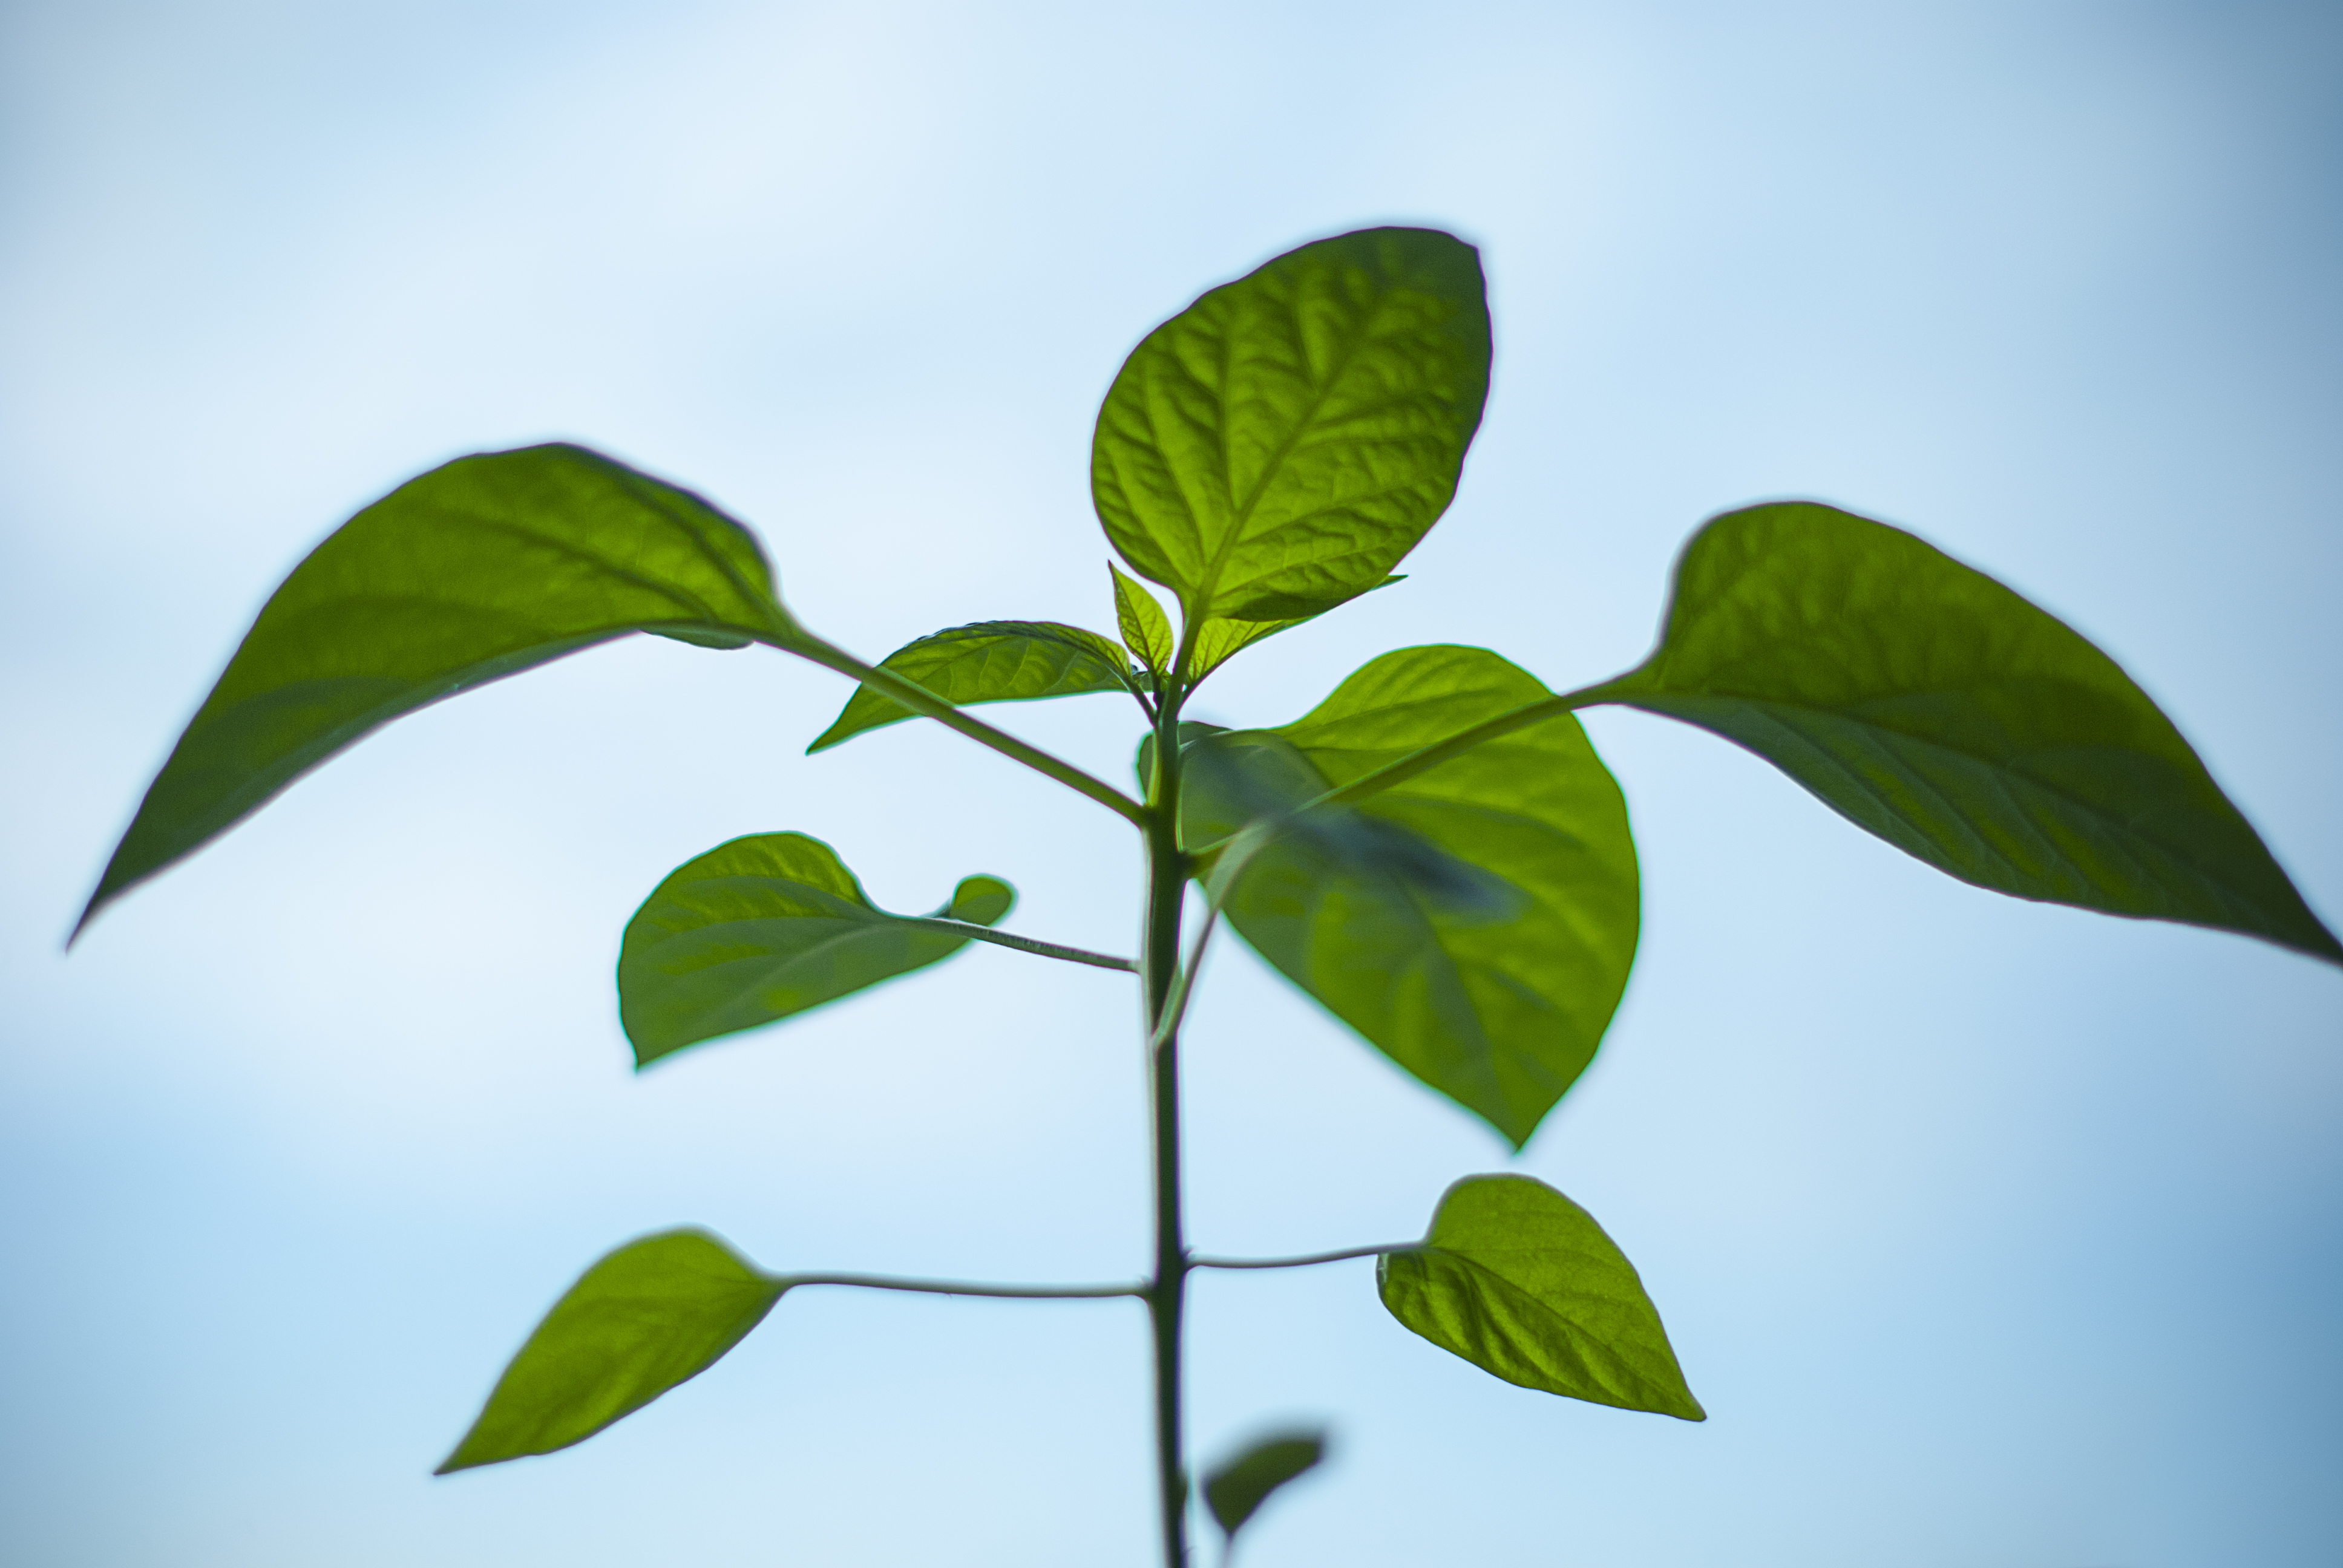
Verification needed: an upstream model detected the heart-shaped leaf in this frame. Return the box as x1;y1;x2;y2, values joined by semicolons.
437;1228;785;1473
1591;501;2341;964
79;443;792;936
807;621;1140;753
1379;1174;1702;1420
1092;227;1489;628
619;832;1015;1066
1182;646;1639;1148
1204;1428;1328;1549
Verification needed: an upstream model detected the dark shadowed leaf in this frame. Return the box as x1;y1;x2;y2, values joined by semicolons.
437;1229;784;1473
77;443;792;936
1379;1175;1702;1420
1204;1428;1328;1549
807;621;1139;752
620;832;1014;1066
1109;563;1176;683
1182;646;1639;1148
1590;501;2341;964
1092;227;1489;626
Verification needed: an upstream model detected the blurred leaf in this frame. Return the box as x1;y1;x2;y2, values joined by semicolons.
1204;1428;1328;1547
1379;1175;1703;1420
1182;647;1639;1148
1593;501;2341;964
620;832;1014;1066
77;443;791;936
807;621;1139;753
1109;563;1175;681
1092;227;1489;625
438;1229;785;1472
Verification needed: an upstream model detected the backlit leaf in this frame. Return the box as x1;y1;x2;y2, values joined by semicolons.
1591;501;2341;964
807;621;1139;753
1182;646;1639;1148
78;443;792;936
1379;1175;1702;1420
1204;1428;1328;1547
1109;563;1175;682
1092;227;1489;626
1184;576;1406;687
620;832;1015;1066
437;1229;784;1472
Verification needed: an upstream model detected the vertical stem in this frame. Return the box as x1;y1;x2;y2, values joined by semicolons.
1142;702;1191;1568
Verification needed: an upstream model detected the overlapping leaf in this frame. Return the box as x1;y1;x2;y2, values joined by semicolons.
1092;227;1489;627
808;621;1140;752
1590;501;2341;962
77;443;791;935
619;832;1014;1065
1181;645;1639;1147
1379;1175;1702;1419
439;1229;785;1472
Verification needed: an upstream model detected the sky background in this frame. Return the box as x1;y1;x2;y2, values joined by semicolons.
2;2;2339;1564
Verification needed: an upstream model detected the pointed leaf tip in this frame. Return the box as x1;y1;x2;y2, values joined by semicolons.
1204;1428;1329;1544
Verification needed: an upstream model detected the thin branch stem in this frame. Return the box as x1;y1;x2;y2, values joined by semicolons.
775;1272;1142;1300
899;918;1138;973
783;632;1149;828
1189;1244;1423;1272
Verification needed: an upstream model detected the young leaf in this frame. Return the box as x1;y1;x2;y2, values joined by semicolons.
77;443;793;936
1591;501;2342;964
1182;647;1639;1148
1109;563;1176;681
1091;227;1489;628
1378;1175;1703;1420
620;832;1015;1066
807;621;1141;753
1184;576;1407;688
437;1229;785;1473
1204;1428;1328;1549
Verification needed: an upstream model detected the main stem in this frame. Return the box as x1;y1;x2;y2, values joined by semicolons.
1142;699;1190;1568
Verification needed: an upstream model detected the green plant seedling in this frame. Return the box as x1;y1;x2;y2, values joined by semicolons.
78;226;2339;1564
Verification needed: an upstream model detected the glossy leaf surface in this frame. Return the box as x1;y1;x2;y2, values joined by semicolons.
1379;1175;1703;1420
1204;1429;1328;1546
807;621;1138;753
1092;227;1489;626
1109;563;1175;682
620;832;1014;1066
1184;646;1639;1147
1594;501;2341;963
438;1229;784;1472
79;443;790;935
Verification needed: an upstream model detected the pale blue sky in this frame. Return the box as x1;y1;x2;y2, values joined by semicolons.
2;3;2338;1564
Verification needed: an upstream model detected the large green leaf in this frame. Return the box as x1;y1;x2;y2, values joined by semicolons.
1204;1428;1328;1550
1591;501;2341;964
1378;1174;1703;1420
77;443;791;936
1091;227;1489;627
620;832;1015;1066
438;1228;785;1472
806;621;1139;753
1182;645;1639;1148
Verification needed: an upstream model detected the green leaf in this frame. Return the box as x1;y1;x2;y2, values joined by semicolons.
77;443;791;938
1204;1428;1328;1547
1092;227;1489;626
806;621;1139;753
1184;575;1407;688
619;832;1015;1066
1378;1174;1703;1420
1592;501;2341;964
437;1228;785;1473
1182;646;1639;1148
1109;562;1175;681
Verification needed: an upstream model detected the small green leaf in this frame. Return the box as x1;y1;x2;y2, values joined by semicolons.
619;832;1015;1066
1182;646;1639;1148
1593;502;2341;964
807;621;1139;753
437;1229;784;1473
1204;1428;1328;1547
1092;227;1489;626
1379;1175;1703;1420
1109;563;1176;681
77;444;793;937
1184;576;1406;688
